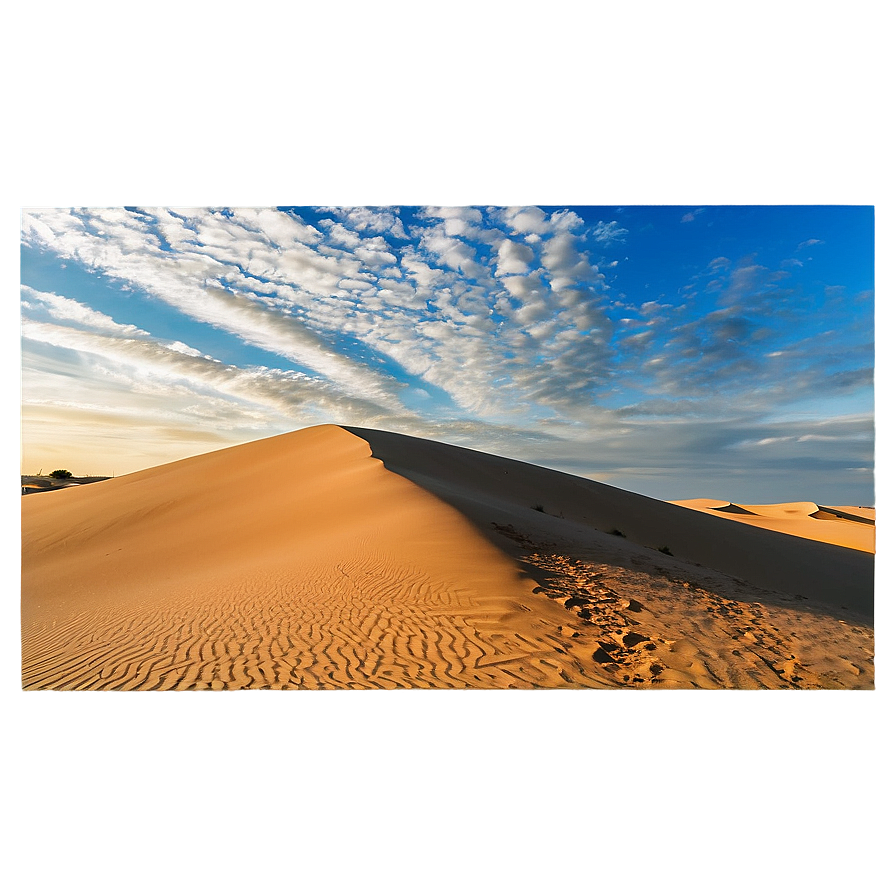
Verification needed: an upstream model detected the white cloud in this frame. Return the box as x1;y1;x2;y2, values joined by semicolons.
497;206;551;236
418;230;491;281
540;231;600;291
21;286;151;338
21;313;391;427
22;209;406;413
323;222;363;248
591;220;628;243
320;207;409;239
166;341;207;358
680;207;706;223
550;209;584;231
399;250;450;290
494;239;535;276
421;206;483;238
20;206;873;500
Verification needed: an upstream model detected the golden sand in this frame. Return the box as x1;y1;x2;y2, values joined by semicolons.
21;425;873;690
671;498;875;552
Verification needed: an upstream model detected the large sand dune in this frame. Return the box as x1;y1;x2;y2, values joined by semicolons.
21;425;874;690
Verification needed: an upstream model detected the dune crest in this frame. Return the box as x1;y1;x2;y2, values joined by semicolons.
22;425;615;690
22;425;874;690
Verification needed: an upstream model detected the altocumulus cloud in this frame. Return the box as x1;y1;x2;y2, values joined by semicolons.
20;206;874;503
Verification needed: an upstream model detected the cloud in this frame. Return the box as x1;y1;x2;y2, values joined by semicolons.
616;398;703;418
21;286;151;339
549;209;584;232
797;238;824;250
590;220;628;243
496;206;552;237
22;208;628;429
315;207;409;240
20;206;874;502
420;206;484;238
22;209;406;414
417;229;491;281
21;308;400;449
494;239;535;276
680;207;706;223
540;231;600;291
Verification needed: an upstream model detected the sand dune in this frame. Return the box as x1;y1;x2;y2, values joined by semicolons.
816;505;875;523
671;499;875;552
347;428;873;614
21;425;874;690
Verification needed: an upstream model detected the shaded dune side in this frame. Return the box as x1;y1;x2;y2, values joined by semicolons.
22;425;620;690
346;428;874;620
709;502;759;516
812;506;875;525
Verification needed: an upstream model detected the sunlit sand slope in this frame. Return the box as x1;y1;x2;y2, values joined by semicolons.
21;425;616;690
671;499;875;552
22;425;874;690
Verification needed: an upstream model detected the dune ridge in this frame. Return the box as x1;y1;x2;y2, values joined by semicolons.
22;426;614;690
346;428;874;614
22;425;874;690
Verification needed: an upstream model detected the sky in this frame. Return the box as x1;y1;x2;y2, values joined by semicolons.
20;205;874;503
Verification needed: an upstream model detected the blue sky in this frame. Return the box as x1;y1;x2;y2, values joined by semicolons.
20;206;874;503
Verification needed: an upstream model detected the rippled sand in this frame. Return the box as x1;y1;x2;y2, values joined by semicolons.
21;425;873;689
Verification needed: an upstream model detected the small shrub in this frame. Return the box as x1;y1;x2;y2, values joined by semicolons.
50;469;73;479
658;545;673;556
609;528;626;538
532;504;545;513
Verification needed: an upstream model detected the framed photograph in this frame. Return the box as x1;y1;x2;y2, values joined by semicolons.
21;205;874;691
9;6;889;892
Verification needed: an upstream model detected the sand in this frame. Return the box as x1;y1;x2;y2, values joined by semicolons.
672;498;875;552
21;425;874;690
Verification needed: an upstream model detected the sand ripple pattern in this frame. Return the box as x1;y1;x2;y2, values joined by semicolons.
22;549;619;691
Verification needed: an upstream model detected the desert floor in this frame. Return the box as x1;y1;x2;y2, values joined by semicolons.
21;425;874;689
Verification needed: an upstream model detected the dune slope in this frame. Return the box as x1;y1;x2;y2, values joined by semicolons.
22;425;614;690
22;425;874;690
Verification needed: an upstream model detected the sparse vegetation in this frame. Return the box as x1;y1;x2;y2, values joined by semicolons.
609;528;626;538
658;545;673;556
532;504;545;513
49;469;73;479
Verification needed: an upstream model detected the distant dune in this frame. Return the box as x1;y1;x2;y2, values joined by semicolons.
21;475;110;496
671;499;875;552
21;425;874;690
